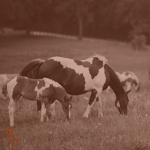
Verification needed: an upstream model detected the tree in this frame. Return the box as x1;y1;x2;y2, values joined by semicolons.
54;0;95;40
0;0;14;29
114;0;150;39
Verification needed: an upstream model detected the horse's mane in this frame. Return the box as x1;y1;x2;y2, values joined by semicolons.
90;53;108;63
20;59;45;77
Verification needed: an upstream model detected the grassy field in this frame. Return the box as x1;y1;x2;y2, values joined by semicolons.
0;34;150;150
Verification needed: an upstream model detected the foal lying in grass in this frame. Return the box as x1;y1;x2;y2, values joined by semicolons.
1;75;72;127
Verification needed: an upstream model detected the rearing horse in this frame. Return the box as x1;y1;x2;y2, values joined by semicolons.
20;54;130;118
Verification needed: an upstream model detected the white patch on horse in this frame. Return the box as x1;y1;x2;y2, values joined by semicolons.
91;53;108;63
7;76;18;98
93;67;106;89
51;57;107;91
40;103;46;122
116;102;120;108
116;72;126;82
83;104;92;118
52;57;92;89
34;80;48;99
43;78;62;88
35;78;62;99
6;76;18;127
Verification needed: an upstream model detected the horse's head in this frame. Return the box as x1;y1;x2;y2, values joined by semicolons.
62;95;73;120
115;90;130;115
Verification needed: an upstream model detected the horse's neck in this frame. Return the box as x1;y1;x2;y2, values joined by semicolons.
109;84;124;99
106;65;125;98
53;87;65;102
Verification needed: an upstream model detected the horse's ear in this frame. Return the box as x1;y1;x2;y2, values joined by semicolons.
126;90;131;95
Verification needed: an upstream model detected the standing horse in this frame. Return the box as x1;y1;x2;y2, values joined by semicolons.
1;75;72;127
115;71;140;92
20;54;130;118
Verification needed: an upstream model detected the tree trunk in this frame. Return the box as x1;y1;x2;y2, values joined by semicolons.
78;16;83;40
77;0;83;40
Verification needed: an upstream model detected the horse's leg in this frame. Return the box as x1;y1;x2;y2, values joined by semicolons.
45;100;51;122
97;95;103;117
8;98;16;127
40;101;46;122
83;89;101;118
37;101;41;112
49;101;56;117
41;98;51;122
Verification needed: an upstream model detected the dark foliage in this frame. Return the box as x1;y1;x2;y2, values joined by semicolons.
0;0;150;42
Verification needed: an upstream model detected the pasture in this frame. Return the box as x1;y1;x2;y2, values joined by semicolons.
0;35;150;150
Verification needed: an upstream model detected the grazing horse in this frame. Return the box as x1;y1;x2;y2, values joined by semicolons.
19;54;130;118
1;75;72;127
115;71;140;92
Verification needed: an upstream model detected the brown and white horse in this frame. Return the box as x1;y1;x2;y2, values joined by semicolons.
1;75;72;127
19;54;130;118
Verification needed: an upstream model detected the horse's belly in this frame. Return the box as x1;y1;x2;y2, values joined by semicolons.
22;92;37;100
64;84;87;95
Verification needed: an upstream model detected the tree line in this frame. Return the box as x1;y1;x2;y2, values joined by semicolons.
0;0;150;43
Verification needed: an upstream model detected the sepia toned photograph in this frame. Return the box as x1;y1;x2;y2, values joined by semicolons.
0;0;150;150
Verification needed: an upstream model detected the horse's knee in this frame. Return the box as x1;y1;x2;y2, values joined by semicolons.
8;101;16;112
89;89;98;105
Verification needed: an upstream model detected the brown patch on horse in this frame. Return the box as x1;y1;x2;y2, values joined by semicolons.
53;86;67;102
126;77;133;83
12;76;25;101
74;60;91;67
121;77;133;87
13;77;38;100
37;79;45;89
120;80;126;86
124;72;130;76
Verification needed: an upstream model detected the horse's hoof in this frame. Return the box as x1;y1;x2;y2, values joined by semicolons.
40;118;45;123
10;124;15;128
83;115;89;119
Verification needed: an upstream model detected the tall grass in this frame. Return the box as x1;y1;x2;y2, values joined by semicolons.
0;35;150;150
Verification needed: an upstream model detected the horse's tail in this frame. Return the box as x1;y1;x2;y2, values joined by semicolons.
132;73;140;92
20;59;45;78
1;83;8;99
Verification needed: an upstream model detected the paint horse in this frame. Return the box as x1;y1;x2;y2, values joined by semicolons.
115;71;140;92
1;75;72;127
19;54;130;118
